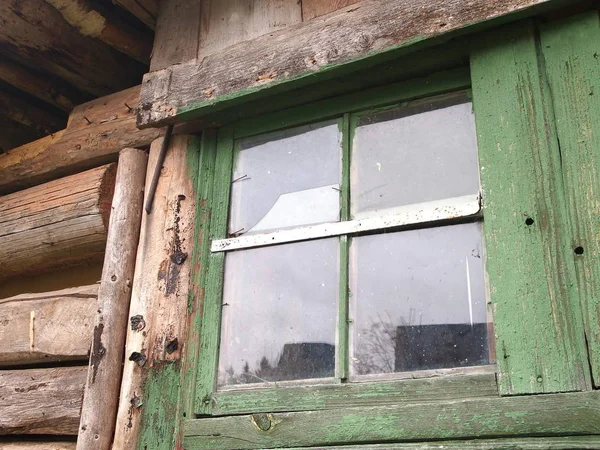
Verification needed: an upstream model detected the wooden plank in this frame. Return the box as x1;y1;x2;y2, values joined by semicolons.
184;391;600;449
0;366;86;435
0;0;144;97
77;149;147;450
539;11;600;387
138;0;558;128
150;0;201;71
113;0;159;29
0;88;65;136
0;85;164;195
301;0;360;21
211;373;498;416
0;164;117;280
198;0;302;59
112;135;200;450
0;285;98;366
471;21;590;394
0;443;76;450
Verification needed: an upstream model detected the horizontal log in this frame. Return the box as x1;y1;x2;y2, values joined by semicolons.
0;443;76;450
184;391;600;449
138;0;558;128
0;164;116;280
0;85;164;194
0;0;144;97
0;88;65;136
0;285;98;366
0;366;86;435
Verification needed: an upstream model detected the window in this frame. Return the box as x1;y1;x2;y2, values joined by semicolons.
198;81;495;405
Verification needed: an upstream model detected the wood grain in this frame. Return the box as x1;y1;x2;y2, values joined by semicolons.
77;148;148;450
0;89;65;136
301;0;360;21
0;366;86;435
0;163;116;280
0;442;76;450
138;0;555;128
0;285;98;366
0;85;164;195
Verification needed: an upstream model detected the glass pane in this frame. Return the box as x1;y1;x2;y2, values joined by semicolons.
351;93;480;218
349;222;491;377
229;121;342;235
218;238;339;388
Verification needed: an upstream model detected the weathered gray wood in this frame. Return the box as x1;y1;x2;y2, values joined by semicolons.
301;0;360;21
0;285;98;366
0;163;117;280
0;366;86;435
77;148;148;450
0;85;164;195
0;443;76;450
0;0;144;97
0;88;65;136
138;0;557;128
184;391;600;449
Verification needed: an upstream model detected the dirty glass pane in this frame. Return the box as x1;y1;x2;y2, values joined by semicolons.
351;93;480;218
349;222;491;377
218;238;339;388
229;121;342;235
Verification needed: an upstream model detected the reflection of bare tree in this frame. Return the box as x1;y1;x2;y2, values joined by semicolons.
353;310;418;375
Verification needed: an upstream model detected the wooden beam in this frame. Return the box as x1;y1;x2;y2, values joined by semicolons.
0;57;90;112
45;0;153;64
0;117;46;153
77;148;147;450
0;443;76;450
0;285;98;366
301;0;360;21
113;0;158;29
0;163;116;280
0;85;164;195
112;135;200;450
0;366;86;435
0;89;65;135
138;0;561;128
0;0;145;97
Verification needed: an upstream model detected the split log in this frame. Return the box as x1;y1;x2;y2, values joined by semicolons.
113;135;199;449
138;0;556;128
0;285;98;366
0;57;91;113
0;443;76;450
0;89;65;136
0;366;86;435
0;0;144;97
77;148;147;450
113;0;159;29
46;0;153;64
0;85;164;194
0;164;117;280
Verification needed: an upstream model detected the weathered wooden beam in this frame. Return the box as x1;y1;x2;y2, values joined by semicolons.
113;0;158;29
0;366;86;435
113;135;200;450
138;0;561;128
45;0;153;64
0;89;65;135
0;57;91;113
0;85;164;195
0;443;76;450
301;0;360;21
0;163;116;280
0;0;144;97
0;285;98;366
77;148;147;450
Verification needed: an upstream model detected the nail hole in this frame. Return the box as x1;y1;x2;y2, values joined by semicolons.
111;275;117;282
574;246;584;255
525;217;534;226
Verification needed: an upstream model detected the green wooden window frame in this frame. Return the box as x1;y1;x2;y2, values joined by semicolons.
178;15;600;450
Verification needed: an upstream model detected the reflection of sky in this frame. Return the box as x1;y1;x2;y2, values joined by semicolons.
229;122;342;234
218;238;339;382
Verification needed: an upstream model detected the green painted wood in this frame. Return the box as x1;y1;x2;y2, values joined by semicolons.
210;372;497;416
286;435;600;449
234;68;471;139
540;11;600;387
184;391;600;449
182;129;218;419
194;126;235;416
470;20;590;395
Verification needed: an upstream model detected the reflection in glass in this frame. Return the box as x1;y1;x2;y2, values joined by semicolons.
229;121;342;235
351;94;480;218
218;239;339;388
349;222;491;377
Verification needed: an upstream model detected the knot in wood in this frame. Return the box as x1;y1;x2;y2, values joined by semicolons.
251;413;272;431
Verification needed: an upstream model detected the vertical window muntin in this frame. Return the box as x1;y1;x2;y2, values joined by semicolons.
212;90;493;390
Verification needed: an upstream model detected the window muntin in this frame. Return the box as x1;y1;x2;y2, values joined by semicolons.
211;90;493;390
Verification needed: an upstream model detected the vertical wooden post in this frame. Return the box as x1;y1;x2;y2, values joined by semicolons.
77;148;148;450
